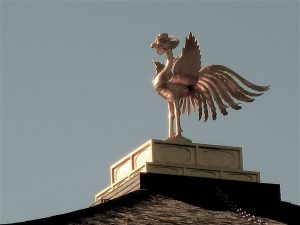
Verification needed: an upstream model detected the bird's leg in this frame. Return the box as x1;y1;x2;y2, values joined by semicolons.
174;100;183;137
167;102;175;138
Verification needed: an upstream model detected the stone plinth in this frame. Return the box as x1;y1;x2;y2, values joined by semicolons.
95;139;260;202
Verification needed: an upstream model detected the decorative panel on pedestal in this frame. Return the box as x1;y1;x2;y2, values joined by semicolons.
95;139;260;202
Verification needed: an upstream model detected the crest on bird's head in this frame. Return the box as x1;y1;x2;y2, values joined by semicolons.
151;33;180;55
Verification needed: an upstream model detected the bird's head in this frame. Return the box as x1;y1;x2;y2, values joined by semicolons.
151;33;180;55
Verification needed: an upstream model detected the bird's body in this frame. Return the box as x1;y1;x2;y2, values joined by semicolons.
151;32;269;140
152;60;193;101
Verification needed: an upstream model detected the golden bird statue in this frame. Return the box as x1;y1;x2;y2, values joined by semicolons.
151;32;269;141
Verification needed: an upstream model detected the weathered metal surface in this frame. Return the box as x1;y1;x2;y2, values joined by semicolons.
151;32;269;139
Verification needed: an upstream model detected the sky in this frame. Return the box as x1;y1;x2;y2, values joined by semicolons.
0;0;299;223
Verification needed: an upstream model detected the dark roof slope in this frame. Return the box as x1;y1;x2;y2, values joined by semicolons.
4;173;300;225
4;190;285;225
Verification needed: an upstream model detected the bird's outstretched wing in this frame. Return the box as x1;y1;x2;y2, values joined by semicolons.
174;32;201;77
193;64;269;121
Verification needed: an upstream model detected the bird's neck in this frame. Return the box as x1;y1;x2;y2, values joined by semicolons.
165;50;174;70
153;50;174;90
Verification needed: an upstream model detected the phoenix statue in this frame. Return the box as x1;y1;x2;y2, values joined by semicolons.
151;32;269;140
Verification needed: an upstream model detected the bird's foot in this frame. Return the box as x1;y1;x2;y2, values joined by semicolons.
165;135;192;144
